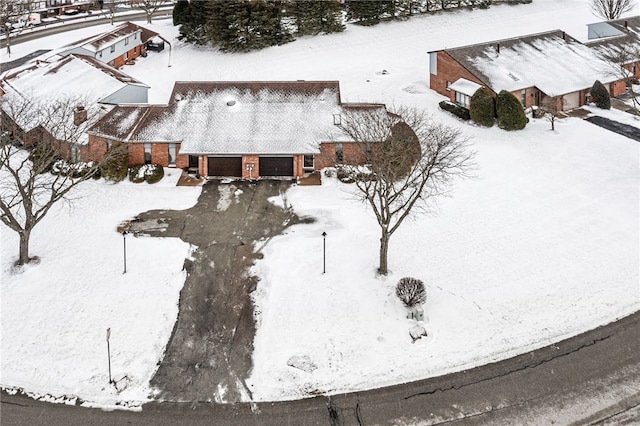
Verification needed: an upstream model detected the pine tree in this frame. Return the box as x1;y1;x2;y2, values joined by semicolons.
347;0;384;26
173;0;189;26
177;0;208;44
288;0;344;36
469;87;495;127
496;90;527;130
591;80;611;110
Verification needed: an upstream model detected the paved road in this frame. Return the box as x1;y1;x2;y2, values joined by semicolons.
585;116;640;142
2;310;639;425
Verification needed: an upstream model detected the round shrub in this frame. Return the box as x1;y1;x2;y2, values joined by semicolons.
470;87;495;127
496;90;527;130
144;164;164;184
591;80;611;110
128;164;146;183
395;277;427;308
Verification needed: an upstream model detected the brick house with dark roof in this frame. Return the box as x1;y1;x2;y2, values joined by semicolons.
428;30;627;112
87;81;389;179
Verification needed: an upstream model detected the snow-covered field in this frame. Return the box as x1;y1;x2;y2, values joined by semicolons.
2;0;639;406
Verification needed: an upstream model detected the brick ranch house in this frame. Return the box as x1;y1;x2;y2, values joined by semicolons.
0;53;149;159
87;81;389;179
428;29;627;112
585;16;640;82
58;21;164;69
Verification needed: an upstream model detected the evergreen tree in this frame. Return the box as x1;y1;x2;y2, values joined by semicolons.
347;0;384;25
177;0;208;44
469;87;495;127
591;80;611;110
287;0;344;36
173;0;189;26
496;90;527;130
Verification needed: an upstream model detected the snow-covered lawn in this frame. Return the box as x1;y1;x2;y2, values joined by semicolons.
1;170;201;407
1;0;639;407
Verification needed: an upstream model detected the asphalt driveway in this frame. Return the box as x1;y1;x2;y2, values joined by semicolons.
129;179;306;403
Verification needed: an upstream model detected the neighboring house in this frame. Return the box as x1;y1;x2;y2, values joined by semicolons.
0;54;149;161
428;30;626;111
59;22;160;69
586;16;640;81
87;81;388;179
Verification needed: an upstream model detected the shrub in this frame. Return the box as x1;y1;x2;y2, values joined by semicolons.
469;87;495;127
144;164;164;184
591;80;611;110
496;90;527;130
128;164;145;183
100;144;129;182
395;277;427;308
439;100;471;121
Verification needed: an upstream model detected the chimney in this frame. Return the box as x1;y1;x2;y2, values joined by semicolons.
496;42;500;54
562;31;566;40
74;105;87;126
624;20;628;29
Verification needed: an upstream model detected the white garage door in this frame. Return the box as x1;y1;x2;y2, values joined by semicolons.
563;92;580;110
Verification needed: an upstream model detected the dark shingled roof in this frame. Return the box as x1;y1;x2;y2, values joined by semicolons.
62;22;159;53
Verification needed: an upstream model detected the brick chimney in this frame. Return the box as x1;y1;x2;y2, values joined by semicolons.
74;105;87;126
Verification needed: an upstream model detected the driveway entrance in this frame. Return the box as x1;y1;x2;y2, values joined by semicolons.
130;180;305;403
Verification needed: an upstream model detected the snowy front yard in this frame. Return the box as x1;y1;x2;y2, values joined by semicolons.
1;0;638;408
246;116;639;401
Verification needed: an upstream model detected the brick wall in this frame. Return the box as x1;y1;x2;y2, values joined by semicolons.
128;143;145;165
293;154;304;178
430;51;491;102
242;155;259;179
86;135;109;162
317;142;370;169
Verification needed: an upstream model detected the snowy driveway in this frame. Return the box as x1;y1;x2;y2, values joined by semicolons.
130;179;303;403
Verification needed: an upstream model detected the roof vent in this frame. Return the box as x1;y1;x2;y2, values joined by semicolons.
227;100;236;106
496;43;500;54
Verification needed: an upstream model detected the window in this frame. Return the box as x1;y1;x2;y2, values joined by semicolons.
335;143;343;164
106;139;113;149
365;143;373;164
110;44;115;53
124;36;129;46
521;89;526;106
144;143;152;164
124;51;128;61
70;144;79;163
333;114;341;125
168;143;176;166
134;32;137;40
303;154;314;170
455;92;470;108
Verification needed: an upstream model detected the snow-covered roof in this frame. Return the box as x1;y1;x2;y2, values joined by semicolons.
586;16;640;64
449;78;482;96
445;30;618;96
1;54;147;142
60;22;157;54
90;81;386;155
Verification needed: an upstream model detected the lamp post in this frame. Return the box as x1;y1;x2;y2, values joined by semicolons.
122;230;128;274
322;231;327;274
106;328;112;384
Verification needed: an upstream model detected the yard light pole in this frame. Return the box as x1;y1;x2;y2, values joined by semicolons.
106;328;113;384
122;230;128;274
322;231;327;274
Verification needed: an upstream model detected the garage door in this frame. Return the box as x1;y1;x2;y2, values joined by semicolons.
259;157;293;177
563;92;580;110
207;157;242;177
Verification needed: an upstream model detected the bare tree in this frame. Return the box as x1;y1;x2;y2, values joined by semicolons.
601;44;640;112
336;106;474;276
135;0;164;24
539;96;563;131
0;95;123;266
0;0;36;56
100;0;128;24
591;0;636;20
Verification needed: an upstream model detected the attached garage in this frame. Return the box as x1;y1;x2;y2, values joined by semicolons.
208;156;242;177
259;157;294;177
563;92;580;110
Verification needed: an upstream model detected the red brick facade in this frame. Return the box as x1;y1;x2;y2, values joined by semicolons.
112;45;145;69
